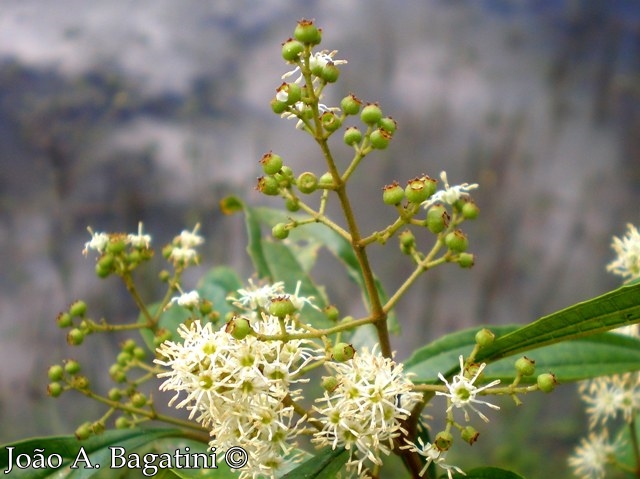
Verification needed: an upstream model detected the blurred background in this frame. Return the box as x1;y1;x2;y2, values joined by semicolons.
1;0;639;476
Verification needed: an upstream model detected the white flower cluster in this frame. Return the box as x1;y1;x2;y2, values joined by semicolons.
606;223;640;282
569;324;640;479
155;315;320;479
312;345;422;475
156;280;327;478
82;222;152;256
168;224;204;266
421;171;478;210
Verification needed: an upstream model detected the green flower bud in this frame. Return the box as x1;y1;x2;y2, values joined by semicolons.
369;128;392;149
72;375;90;390
115;417;130;429
537;372;557;393
97;254;115;274
48;365;64;381
281;38;304;62
270;97;288;114
405;177;430;204
360;103;383;125
297;171;318;194
277;165;295;187
130;393;147;408
318;172;335;189
321;376;339;392
268;296;297;318
108;388;122;401
343;126;362;146
445;230;469;253
426;204;449;234
64;359;81;375
332;342;355;362
457;252;475;268
260;151;283;175
257;175;280;196
321;111;342;133
159;270;171;282
340;94;361;115
75;422;92;440
321;62;340;83
294;19;322;45
399;230;416;255
67;328;85;346
91;422;105;435
461;426;480;445
474;328;495;348
109;365;127;384
285;197;300;212
462;200;480;220
434;431;454;451
56;312;73;328
277;82;302;105
117;351;132;367
106;238;126;255
272;223;290;240
324;304;339;322
382;182;405;205
69;300;87;318
132;346;146;361
47;382;63;398
121;339;136;353
225;316;253;340
515;356;536;376
378;116;398;135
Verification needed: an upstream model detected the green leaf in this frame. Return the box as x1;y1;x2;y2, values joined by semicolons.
476;282;640;363
0;428;191;478
484;332;640;383
406;326;640;384
281;447;348;478
450;467;525;479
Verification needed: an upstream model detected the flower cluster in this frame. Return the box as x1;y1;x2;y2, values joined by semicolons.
606;223;640;282
167;224;205;266
312;345;422;475
82;222;152;256
156;283;323;478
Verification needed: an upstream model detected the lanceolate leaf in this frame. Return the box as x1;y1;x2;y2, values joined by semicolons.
475;282;640;362
281;447;349;479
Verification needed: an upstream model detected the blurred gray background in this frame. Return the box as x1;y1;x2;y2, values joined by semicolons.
2;0;639;476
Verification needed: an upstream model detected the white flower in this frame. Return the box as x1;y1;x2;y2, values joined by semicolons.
281;49;347;84
579;373;640;428
280;101;340;129
313;345;422;475
169;290;200;308
176;224;204;249
168;224;204;266
231;280;286;311
422;171;478;209
568;431;618;479
82;228;109;256
403;437;465;478
436;355;500;422
127;222;151;249
606;223;640;282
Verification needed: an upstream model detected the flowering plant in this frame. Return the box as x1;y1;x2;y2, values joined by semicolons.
2;20;640;479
